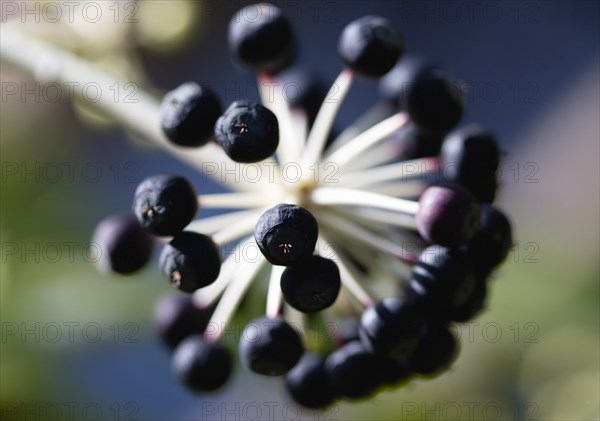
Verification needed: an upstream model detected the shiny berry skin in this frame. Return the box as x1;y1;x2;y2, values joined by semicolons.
172;335;232;392
378;56;436;103
465;205;513;275
416;184;480;247
159;81;222;147
132;174;198;236
239;316;304;376
407;245;476;313
214;100;279;163
255;204;318;266
92;213;153;274
405;322;458;376
325;341;385;400
281;255;341;313
159;231;221;293
408;67;463;133
285;353;337;409
153;294;212;349
228;3;295;74
441;125;500;202
338;15;403;78
359;297;423;358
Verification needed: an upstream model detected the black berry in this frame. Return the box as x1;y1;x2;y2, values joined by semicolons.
255;204;318;266
441;125;500;202
160;82;222;147
405;322;458;376
172;335;232;392
285;353;337;409
416;184;480;247
359;297;423;358
92;213;153;274
228;3;295;74
465;205;513;275
133;174;198;236
159;231;221;293
281;255;341;313
378;56;437;104
239;316;304;376
214;100;279;163
407;245;476;313
153;294;213;349
338;15;403;78
324;341;384;399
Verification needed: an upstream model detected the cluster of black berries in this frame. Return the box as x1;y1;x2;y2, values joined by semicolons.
92;3;513;409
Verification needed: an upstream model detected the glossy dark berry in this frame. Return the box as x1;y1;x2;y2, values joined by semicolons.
153;294;212;349
338;15;403;78
133;174;198;236
378;56;436;104
92;213;153;274
214;100;279;163
239;316;304;376
388;122;445;160
228;3;295;74
285;353;337;409
416;184;480;247
255;204;318;266
448;279;488;322
441;125;500;202
324;341;385;399
408;67;463;133
407;245;476;313
159;231;221;293
160;82;222;147
172;335;232;392
281;256;341;313
359;297;423;358
465;205;513;275
405;322;458;376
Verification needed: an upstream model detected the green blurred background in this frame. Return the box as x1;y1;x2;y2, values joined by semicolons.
1;1;598;420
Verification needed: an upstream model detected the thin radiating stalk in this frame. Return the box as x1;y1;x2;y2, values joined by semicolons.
337;157;441;187
0;26;266;193
301;69;354;174
204;256;267;343
265;265;285;319
198;192;271;209
311;187;419;215
325;112;409;169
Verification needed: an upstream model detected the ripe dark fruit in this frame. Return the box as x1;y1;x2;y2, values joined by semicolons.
160;82;222;147
406;322;458;376
359;297;423;358
285;353;337;409
281;256;341;313
255;204;318;266
388;122;445;160
214;100;279;163
408;245;476;312
325;341;385;399
228;3;295;74
466;205;513;275
448;279;488;322
133;174;198;236
239;316;304;376
416;184;480;247
441;125;500;202
159;231;221;293
92;213;153;274
378;56;437;104
338;15;403;78
172;335;232;392
407;67;463;133
153;295;213;349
